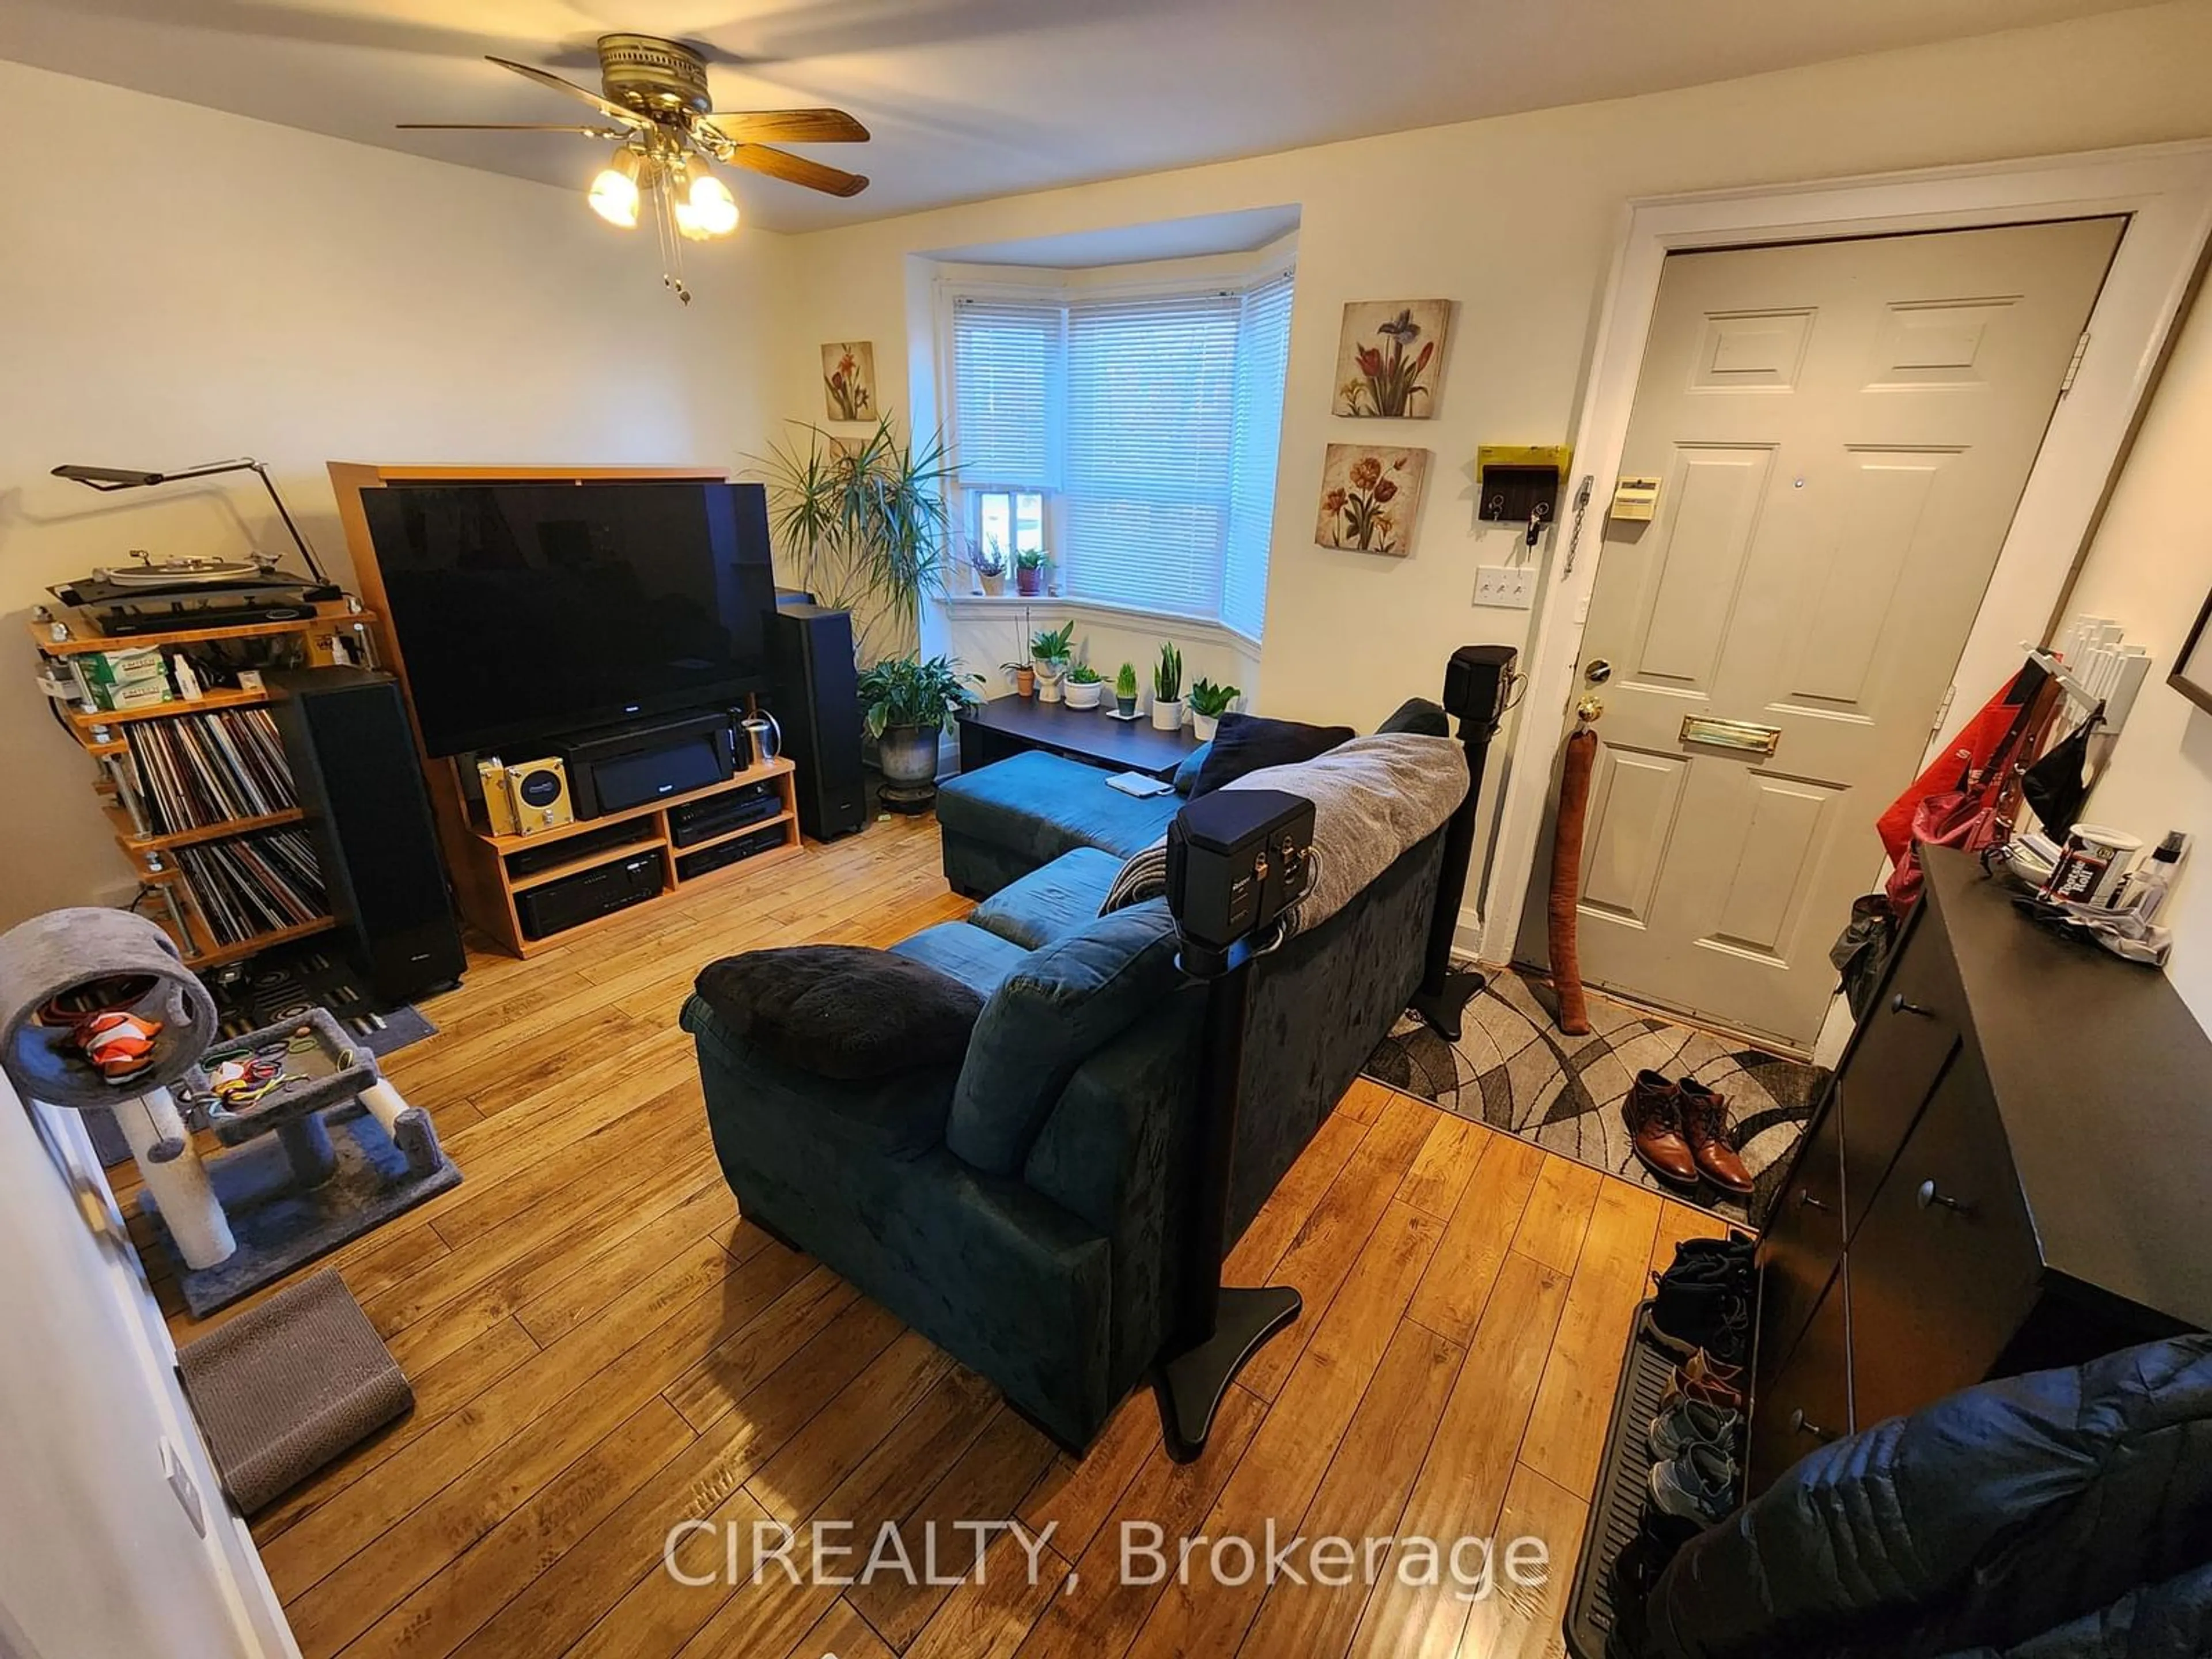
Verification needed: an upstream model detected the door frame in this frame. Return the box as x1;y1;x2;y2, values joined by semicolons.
1479;141;2212;969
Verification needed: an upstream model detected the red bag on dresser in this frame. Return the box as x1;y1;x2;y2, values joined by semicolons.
1880;665;2059;912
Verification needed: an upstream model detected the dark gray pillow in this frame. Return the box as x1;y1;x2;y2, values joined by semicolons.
1378;696;1451;737
1189;713;1354;798
693;945;983;1081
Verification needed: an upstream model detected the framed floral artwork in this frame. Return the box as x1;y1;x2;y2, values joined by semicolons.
821;342;876;422
1316;444;1429;556
1332;300;1450;418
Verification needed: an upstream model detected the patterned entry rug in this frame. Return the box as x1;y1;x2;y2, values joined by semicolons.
1364;967;1828;1226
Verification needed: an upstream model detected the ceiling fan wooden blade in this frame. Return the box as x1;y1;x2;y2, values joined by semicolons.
728;143;870;198
485;56;645;127
396;122;622;134
703;109;869;143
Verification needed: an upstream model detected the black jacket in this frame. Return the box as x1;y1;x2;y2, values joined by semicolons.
1642;1336;2212;1658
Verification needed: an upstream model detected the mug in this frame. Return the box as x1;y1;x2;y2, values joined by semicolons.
2044;823;2142;907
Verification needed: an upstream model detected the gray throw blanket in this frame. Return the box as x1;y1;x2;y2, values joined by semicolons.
1101;733;1468;936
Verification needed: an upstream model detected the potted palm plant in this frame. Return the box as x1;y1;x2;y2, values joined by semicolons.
749;412;952;666
1114;662;1139;718
1187;678;1241;743
1030;620;1075;703
1014;547;1048;597
1150;643;1184;732
1063;662;1104;710
857;654;981;813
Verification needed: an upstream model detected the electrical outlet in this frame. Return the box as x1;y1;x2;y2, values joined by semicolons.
1474;565;1535;610
162;1438;207;1537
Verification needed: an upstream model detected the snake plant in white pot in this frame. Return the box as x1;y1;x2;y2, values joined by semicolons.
1150;642;1184;732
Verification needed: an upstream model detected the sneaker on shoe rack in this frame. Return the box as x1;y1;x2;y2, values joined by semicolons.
1660;1349;1747;1412
1648;1442;1738;1527
1649;1276;1751;1366
1647;1397;1741;1459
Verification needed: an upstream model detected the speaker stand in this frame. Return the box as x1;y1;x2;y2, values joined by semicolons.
1155;933;1302;1464
1411;700;1505;1041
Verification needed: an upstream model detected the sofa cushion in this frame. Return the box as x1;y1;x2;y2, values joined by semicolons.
1173;743;1211;795
938;751;1184;868
1189;713;1354;797
946;899;1183;1175
969;848;1124;950
889;922;1032;1000
1378;696;1451;737
692;946;981;1082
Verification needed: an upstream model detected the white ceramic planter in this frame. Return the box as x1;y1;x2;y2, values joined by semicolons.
979;572;1005;597
1150;698;1184;732
1063;679;1103;709
1035;660;1065;703
1191;712;1219;743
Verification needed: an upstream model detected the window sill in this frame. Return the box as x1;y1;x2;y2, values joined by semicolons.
938;592;1262;653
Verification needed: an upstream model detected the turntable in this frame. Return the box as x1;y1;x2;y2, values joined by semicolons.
48;458;343;635
51;551;342;636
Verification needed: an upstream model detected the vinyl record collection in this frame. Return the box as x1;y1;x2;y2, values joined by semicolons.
126;709;297;832
175;831;327;947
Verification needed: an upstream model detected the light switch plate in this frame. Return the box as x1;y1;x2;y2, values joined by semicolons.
161;1437;207;1537
1474;565;1535;609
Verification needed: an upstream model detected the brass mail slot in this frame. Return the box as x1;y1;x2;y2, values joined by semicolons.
1680;716;1781;757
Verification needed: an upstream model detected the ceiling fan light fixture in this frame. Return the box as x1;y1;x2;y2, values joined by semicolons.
685;165;740;237
588;147;645;228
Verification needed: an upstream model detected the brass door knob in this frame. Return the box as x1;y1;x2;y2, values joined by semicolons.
1575;694;1604;723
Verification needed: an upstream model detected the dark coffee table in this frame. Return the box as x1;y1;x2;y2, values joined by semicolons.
958;695;1202;781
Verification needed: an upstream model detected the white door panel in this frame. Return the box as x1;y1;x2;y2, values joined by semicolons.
1555;218;2123;1046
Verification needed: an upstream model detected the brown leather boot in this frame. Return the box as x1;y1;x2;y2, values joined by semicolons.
1623;1070;1699;1187
1679;1078;1753;1195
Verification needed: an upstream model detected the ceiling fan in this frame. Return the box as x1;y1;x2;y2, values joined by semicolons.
400;34;870;302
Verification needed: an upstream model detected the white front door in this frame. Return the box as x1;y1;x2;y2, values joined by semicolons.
1540;218;2122;1048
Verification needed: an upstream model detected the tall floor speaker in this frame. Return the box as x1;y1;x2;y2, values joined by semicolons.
767;604;866;841
266;668;467;1003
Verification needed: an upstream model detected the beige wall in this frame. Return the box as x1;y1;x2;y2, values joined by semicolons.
774;0;2212;898
2051;282;2212;1028
0;59;787;931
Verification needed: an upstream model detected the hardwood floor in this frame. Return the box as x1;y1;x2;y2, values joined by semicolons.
125;811;1724;1659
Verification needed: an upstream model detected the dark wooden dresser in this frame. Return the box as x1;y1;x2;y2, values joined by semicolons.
1749;847;2212;1493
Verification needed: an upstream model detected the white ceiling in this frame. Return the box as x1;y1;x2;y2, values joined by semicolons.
0;0;2161;232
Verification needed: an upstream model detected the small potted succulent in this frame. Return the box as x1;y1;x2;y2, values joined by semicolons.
1150;642;1184;732
1063;662;1104;710
1113;662;1139;718
1187;678;1241;743
1030;620;1075;704
1014;547;1048;596
856;654;982;811
969;537;1008;597
1000;657;1036;698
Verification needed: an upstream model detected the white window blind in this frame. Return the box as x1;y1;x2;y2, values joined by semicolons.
950;267;1294;637
952;301;1059;487
1063;291;1241;619
1225;272;1294;639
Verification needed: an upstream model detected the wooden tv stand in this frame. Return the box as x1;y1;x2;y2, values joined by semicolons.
327;461;805;959
441;755;801;957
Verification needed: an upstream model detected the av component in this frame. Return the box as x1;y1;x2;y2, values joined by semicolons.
504;817;654;878
668;781;781;849
1165;789;1316;961
264;668;466;1003
675;825;786;881
768;604;865;841
478;756;574;838
514;851;662;941
555;709;735;819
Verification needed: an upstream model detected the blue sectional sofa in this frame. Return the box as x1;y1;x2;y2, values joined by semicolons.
683;732;1454;1449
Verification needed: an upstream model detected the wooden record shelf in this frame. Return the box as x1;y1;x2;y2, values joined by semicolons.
36;602;367;969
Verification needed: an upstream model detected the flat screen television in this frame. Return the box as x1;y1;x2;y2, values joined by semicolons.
361;481;777;757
